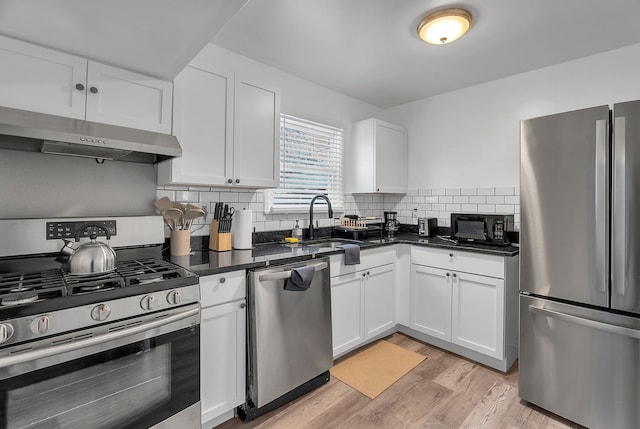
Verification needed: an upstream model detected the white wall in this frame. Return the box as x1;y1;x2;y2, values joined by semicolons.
386;42;640;189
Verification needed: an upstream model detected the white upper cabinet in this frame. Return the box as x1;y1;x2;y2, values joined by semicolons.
85;62;173;134
157;63;280;189
158;64;233;186
0;35;173;134
0;36;87;119
348;118;407;194
232;76;281;188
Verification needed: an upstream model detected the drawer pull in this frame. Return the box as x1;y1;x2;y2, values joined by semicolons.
220;277;226;283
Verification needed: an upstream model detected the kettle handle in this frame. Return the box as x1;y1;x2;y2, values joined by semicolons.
74;223;112;242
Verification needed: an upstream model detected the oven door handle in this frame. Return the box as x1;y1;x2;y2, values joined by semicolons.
258;261;328;282
0;306;199;368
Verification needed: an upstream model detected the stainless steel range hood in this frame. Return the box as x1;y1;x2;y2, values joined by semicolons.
0;105;181;163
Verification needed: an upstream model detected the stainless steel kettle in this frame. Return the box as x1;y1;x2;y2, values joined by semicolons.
60;223;116;275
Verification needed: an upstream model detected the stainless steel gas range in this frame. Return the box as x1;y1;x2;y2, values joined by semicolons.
0;216;200;429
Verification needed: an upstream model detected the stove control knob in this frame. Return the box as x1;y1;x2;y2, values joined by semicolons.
167;290;181;305
91;304;111;321
30;315;54;335
0;323;14;344
140;295;158;311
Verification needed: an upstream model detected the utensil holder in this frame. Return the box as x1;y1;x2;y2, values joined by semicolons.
170;229;191;256
209;220;232;251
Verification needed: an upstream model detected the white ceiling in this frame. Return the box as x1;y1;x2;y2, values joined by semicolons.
1;1;639;109
212;0;640;108
0;0;248;80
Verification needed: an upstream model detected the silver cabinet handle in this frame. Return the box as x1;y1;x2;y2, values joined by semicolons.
529;305;640;339
75;83;85;91
258;262;328;281
240;302;246;309
0;306;199;368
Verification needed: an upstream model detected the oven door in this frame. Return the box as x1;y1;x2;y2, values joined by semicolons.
0;304;200;429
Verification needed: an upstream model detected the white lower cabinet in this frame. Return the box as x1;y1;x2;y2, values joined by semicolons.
199;271;246;428
330;248;396;358
410;265;452;341
409;246;517;369
451;272;504;359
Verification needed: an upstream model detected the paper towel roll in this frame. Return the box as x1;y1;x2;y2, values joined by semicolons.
231;209;253;249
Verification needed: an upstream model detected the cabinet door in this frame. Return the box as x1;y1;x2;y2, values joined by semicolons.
410;264;452;341
375;121;407;193
331;272;363;357
0;35;87;119
364;263;396;339
158;65;233;186
451;272;504;359
233;76;280;188
200;299;246;425
85;62;173;133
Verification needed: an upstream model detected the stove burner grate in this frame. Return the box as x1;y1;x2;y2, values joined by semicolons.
0;271;68;305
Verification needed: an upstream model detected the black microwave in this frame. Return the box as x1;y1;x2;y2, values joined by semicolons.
450;213;514;245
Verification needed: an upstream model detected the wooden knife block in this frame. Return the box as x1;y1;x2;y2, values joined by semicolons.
209;220;232;251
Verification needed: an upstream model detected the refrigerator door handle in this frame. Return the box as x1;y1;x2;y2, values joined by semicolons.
595;119;608;293
613;116;626;296
529;305;640;339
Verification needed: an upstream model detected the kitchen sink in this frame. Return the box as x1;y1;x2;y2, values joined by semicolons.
302;238;363;249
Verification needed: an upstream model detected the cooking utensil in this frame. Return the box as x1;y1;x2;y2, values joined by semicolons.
154;197;173;212
60;223;117;275
173;201;187;214
162;207;184;230
183;207;205;230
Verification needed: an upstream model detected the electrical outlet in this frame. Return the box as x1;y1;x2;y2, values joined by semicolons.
412;208;418;218
201;205;209;218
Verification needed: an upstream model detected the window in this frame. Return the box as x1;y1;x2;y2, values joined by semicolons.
266;114;344;213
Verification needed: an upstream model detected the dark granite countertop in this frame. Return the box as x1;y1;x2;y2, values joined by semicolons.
167;232;519;276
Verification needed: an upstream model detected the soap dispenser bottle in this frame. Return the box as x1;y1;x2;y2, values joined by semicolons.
292;220;303;241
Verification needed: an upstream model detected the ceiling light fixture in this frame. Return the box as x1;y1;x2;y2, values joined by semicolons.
417;8;472;45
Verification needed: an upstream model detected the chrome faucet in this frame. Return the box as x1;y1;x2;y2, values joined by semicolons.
308;194;334;240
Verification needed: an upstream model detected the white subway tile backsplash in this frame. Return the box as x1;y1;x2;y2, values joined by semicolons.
495;187;515;196
175;191;199;201
219;192;239;203
486;195;505;204
496;204;515;213
156;184;520;234
453;196;469;204
461;188;477;195
477;187;495;196
199;192;219;202
504;195;519;205
477;204;496;213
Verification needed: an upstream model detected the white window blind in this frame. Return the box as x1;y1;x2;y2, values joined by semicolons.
266;114;344;212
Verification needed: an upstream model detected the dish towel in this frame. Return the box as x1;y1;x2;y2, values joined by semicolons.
341;244;361;265
285;265;315;291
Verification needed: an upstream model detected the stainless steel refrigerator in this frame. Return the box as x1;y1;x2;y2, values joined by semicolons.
520;100;640;429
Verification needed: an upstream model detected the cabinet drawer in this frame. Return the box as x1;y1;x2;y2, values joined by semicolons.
330;247;396;277
200;270;246;308
411;246;504;278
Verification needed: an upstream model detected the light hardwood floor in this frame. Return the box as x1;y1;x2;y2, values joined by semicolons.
217;333;584;429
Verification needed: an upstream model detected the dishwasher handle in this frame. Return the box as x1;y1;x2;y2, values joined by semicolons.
258;261;328;282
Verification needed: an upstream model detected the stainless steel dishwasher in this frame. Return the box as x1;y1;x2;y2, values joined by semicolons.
240;257;332;421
